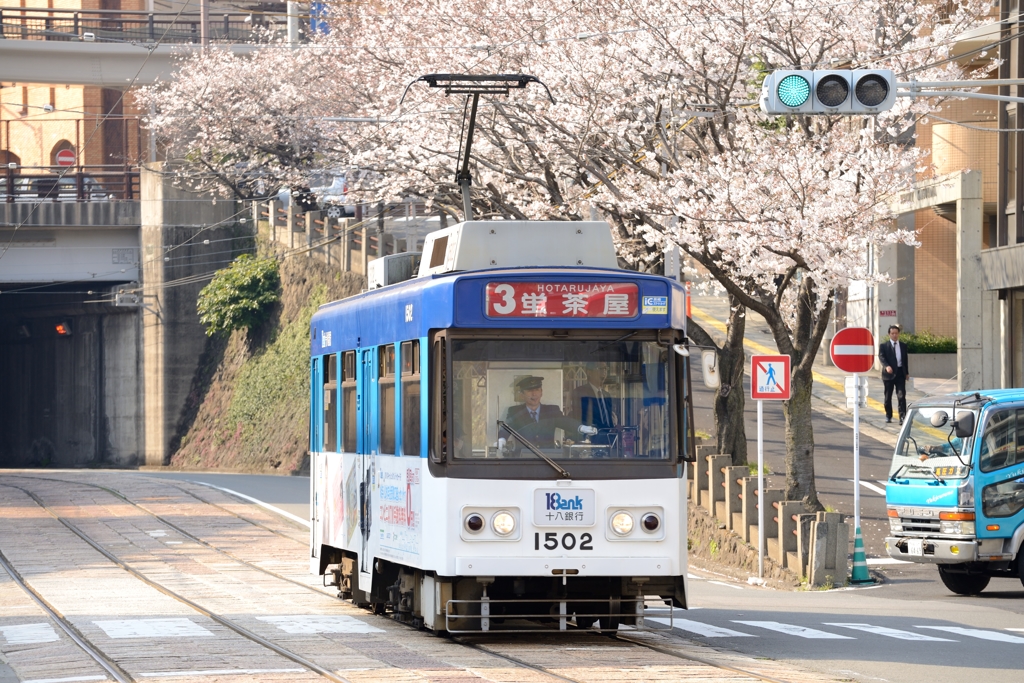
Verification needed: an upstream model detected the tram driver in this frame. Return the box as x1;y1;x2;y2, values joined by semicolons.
497;375;596;454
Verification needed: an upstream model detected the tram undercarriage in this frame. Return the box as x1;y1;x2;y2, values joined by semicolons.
321;550;683;633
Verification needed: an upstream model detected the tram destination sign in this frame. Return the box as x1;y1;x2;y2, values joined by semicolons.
485;282;639;318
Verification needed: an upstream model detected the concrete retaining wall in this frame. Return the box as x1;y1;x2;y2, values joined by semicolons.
908;353;957;380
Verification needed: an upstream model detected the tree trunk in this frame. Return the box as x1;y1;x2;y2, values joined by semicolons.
783;363;821;511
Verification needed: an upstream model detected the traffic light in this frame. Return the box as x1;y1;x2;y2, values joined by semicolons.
760;70;896;115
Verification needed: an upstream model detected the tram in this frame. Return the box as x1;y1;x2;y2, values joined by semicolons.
308;219;695;632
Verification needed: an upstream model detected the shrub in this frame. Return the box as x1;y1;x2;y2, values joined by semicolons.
197;254;281;336
902;331;957;354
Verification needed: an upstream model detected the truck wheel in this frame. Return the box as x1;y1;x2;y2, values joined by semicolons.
937;566;990;595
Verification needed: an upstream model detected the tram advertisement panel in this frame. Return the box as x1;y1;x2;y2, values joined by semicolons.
485;282;639;318
375;457;422;563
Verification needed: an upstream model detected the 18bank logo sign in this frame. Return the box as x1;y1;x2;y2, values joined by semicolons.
534;489;595;526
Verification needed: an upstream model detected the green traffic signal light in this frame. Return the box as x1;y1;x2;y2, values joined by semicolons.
777;74;810;108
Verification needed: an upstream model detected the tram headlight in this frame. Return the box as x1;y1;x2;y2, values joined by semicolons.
465;513;485;533
491;511;516;536
641;513;661;532
611;511;634;536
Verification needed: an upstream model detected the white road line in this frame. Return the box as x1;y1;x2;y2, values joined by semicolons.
732;621;854;639
23;677;108;683
189;482;311;528
1007;628;1024;632
139;670;305;678
875;480;890;490
649;618;755;637
93;618;213;639
917;626;1024;643
0;622;59;644
825;623;956;641
866;558;911;565
707;580;744;590
849;479;887;495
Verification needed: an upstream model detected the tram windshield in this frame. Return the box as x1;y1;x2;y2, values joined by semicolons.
450;338;671;460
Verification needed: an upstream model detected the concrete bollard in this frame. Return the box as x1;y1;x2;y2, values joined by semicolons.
752;488;784;556
739;476;757;543
774;501;803;568
794;513;815;579
808;512;848;588
706;455;731;518
722;466;747;531
693;445;716;507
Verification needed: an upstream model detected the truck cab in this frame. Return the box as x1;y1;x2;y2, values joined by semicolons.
886;390;1024;594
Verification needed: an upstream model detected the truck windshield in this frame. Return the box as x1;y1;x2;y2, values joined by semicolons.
890;406;976;480
450;337;671;460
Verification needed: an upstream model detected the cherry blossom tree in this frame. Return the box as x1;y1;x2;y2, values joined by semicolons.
143;0;991;509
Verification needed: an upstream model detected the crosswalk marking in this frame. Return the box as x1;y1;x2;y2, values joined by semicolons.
256;615;384;634
732;621;853;639
649;618;755;637
0;622;59;644
825;623;955;641
917;626;1024;643
94;618;214;639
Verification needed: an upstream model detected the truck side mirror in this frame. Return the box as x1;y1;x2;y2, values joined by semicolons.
953;411;975;439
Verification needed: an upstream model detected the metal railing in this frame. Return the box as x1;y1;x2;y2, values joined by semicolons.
2;165;139;202
0;7;290;44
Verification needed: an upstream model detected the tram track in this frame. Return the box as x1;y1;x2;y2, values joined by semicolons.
0;480;354;683
1;474;804;683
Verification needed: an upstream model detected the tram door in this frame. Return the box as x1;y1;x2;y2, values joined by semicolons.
358;348;375;575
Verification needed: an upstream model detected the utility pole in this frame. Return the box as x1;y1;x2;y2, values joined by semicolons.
200;0;209;46
287;1;299;47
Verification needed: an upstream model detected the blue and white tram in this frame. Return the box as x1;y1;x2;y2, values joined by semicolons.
308;220;694;632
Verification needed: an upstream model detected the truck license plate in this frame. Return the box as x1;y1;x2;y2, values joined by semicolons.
908;539;924;557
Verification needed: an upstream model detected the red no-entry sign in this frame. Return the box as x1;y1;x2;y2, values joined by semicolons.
55;149;76;167
830;327;876;373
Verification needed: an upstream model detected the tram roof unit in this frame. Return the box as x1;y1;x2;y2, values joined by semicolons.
310;222;686;355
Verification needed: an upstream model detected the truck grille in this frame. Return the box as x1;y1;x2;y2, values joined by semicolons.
900;517;941;534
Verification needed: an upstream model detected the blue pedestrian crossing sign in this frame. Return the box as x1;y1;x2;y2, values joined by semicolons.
751;354;791;400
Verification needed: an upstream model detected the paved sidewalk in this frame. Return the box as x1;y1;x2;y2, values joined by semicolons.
689;296;958;450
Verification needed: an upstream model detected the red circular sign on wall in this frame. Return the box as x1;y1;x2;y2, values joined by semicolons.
830;327;876;373
55;149;76;167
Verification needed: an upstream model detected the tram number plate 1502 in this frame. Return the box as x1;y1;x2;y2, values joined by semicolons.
533;489;595;526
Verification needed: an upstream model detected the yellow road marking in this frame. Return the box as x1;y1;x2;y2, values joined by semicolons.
690;304;888;415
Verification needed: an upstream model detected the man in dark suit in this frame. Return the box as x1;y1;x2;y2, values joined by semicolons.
499;375;594;451
571;362;616;443
878;324;910;425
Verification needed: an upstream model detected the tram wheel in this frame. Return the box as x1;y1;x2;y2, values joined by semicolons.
937;566;990;595
1017;545;1024;589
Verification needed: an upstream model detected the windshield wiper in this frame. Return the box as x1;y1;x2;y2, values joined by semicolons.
497;420;571;479
890;463;944;483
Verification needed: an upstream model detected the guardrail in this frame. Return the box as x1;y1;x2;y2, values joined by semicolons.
2;165;139;202
0;7;290;44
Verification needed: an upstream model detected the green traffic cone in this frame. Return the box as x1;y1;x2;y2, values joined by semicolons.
850;526;874;584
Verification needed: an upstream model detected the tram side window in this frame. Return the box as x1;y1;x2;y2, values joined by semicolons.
401;340;421;456
342;351;356;453
379;344;396;455
323;354;338;452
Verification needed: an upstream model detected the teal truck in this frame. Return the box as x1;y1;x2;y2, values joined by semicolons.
885;390;1024;594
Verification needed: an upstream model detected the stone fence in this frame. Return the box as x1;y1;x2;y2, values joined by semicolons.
689;444;849;588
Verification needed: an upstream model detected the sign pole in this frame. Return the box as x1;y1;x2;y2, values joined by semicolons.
852;371;861;535
757;398;764;580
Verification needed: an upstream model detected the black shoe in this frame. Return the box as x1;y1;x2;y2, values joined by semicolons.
899;417;905;425
886;418;892;424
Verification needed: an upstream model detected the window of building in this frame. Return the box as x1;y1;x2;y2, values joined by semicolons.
379;344;396;455
401;340;421;456
342;351;356;453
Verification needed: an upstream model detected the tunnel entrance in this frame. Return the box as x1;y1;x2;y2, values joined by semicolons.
0;283;141;469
